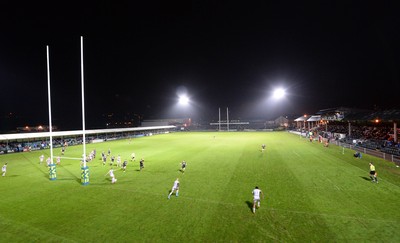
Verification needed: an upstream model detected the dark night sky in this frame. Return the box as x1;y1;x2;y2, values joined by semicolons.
1;1;399;130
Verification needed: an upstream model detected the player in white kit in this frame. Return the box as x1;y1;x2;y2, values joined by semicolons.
2;163;7;176
252;186;264;214
116;155;121;167
105;168;117;184
168;178;179;199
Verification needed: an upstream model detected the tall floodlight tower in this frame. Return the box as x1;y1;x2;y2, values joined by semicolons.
80;36;89;185
46;45;56;181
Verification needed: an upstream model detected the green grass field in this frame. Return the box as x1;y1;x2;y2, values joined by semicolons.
1;131;399;242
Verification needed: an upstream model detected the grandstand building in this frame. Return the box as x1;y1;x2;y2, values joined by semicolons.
293;107;400;157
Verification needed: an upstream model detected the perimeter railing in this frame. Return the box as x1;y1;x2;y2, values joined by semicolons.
289;130;400;166
335;140;400;165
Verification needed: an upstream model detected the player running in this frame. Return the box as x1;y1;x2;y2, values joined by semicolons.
102;155;107;166
110;155;115;166
139;158;144;171
116;155;121;167
369;162;378;183
46;157;51;166
2;163;7;177
39;154;44;164
122;160;128;172
105;167;117;184
180;160;187;173
252;186;264;214
168;178;179;199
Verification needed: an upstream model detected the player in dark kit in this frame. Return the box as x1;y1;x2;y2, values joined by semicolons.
180;160;187;173
102;155;107;166
139;158;144;171
110;155;115;166
122;160;128;172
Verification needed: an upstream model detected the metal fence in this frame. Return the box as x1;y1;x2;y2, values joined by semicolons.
289;130;400;166
334;140;400;165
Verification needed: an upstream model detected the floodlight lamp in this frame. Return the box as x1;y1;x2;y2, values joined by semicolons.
273;88;285;99
179;95;189;105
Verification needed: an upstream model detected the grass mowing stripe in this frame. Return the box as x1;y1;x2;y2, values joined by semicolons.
267;208;398;223
105;185;398;223
0;215;77;243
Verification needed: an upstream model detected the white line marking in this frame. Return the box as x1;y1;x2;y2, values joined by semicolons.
60;156;82;160
100;186;399;223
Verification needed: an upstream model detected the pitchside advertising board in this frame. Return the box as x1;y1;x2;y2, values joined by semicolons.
1;145;56;154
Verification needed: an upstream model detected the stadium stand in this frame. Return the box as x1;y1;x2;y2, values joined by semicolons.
0;126;175;154
294;107;400;157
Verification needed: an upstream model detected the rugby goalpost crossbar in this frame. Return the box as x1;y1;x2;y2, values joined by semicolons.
210;107;249;131
60;157;85;160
